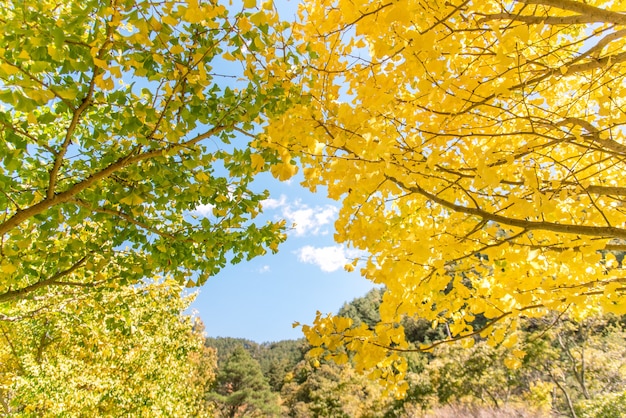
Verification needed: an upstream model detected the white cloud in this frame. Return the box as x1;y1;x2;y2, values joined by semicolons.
261;194;288;210
261;196;338;237
192;203;215;217
296;245;361;273
283;202;338;236
258;265;271;274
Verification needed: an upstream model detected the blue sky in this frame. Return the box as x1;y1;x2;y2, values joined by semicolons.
189;172;376;342
184;0;378;343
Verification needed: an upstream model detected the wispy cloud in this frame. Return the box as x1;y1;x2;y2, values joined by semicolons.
283;204;337;236
296;245;362;273
262;195;338;237
258;265;271;274
261;194;288;210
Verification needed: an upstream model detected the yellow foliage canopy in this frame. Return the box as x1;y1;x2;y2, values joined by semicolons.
264;0;626;395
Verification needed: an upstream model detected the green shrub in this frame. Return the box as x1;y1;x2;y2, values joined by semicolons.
576;392;626;418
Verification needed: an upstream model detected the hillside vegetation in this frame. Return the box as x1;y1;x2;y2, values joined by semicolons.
206;288;626;417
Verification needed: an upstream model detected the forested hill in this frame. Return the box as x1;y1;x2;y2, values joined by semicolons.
205;336;307;391
205;288;626;417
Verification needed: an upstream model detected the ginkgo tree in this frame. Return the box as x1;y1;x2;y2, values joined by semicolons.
0;0;298;312
264;0;626;395
1;278;216;416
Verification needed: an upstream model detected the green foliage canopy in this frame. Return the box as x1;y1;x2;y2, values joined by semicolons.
0;279;216;416
0;0;297;311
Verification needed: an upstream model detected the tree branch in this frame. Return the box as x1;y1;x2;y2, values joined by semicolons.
517;0;626;25
0;256;88;303
0;124;227;237
72;198;178;240
369;303;545;353
478;13;612;25
385;175;626;240
47;21;114;199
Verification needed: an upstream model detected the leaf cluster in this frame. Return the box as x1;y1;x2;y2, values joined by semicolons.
0;0;299;314
271;0;626;392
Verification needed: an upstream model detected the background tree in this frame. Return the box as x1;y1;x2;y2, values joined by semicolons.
337;286;383;328
206;337;262;364
264;0;626;391
0;0;297;315
522;315;626;417
206;336;307;391
281;360;395;418
258;340;308;391
207;344;280;418
0;278;216;416
189;320;220;416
